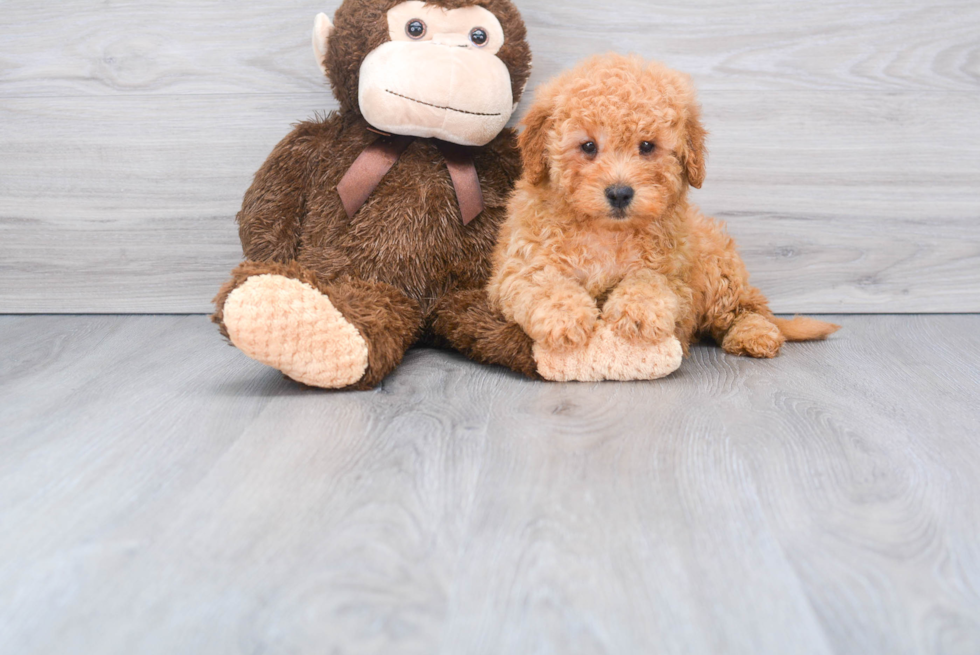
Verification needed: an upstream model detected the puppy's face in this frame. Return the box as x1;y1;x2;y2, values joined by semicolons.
519;55;706;224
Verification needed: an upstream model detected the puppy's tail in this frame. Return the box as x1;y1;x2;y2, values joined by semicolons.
771;315;841;342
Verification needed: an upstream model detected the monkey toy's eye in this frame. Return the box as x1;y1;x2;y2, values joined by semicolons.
581;141;598;156
406;19;426;39
469;27;489;46
640;141;655;155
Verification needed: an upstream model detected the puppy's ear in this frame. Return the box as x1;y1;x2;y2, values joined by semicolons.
683;101;707;189
518;94;554;186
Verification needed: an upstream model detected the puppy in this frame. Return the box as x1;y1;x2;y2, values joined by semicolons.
488;54;838;378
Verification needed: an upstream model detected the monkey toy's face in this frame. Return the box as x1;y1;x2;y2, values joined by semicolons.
360;2;513;146
314;0;532;147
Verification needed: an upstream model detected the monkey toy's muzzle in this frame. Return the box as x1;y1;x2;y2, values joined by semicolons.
358;40;515;147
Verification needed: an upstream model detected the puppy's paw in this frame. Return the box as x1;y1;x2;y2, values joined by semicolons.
722;313;785;358
602;295;675;343
526;298;599;349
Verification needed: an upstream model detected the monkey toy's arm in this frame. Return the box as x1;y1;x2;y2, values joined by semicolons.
236;129;312;264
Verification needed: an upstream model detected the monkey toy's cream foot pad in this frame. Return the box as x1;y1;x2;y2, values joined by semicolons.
223;275;369;388
534;324;683;382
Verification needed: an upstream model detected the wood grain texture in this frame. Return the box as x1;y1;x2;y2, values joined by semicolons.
1;315;979;654
3;1;977;96
1;0;979;313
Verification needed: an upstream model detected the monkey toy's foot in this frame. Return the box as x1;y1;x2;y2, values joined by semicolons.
533;321;683;382
222;274;369;388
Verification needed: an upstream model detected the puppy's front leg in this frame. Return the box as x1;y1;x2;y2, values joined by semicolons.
494;266;599;349
602;270;679;343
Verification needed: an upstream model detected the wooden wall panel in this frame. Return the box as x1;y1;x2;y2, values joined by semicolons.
1;0;978;313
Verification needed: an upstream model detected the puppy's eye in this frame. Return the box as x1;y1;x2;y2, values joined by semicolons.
406;19;426;39
640;141;656;155
469;27;489;46
581;141;597;156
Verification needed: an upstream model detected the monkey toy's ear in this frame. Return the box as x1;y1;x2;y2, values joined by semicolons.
312;13;335;76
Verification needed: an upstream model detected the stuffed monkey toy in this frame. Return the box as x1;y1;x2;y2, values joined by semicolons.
213;0;680;388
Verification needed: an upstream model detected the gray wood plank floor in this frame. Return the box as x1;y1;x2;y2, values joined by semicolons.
2;315;979;654
2;0;979;313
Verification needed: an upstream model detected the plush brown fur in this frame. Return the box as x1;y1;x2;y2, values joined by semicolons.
428;289;541;379
488;54;839;360
212;0;537;388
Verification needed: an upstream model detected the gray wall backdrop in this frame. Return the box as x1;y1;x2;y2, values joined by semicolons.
1;0;978;314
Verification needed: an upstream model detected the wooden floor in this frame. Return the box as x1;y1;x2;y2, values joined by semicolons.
2;314;979;654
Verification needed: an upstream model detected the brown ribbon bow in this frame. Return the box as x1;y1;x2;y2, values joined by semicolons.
336;134;486;226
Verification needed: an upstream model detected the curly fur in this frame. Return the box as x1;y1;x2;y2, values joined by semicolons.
488;54;839;359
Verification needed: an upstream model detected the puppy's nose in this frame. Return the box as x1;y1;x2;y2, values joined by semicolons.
605;185;635;210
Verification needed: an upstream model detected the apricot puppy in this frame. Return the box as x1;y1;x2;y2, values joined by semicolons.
488;54;838;379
